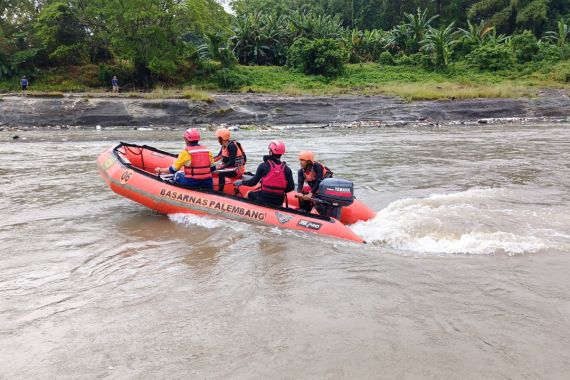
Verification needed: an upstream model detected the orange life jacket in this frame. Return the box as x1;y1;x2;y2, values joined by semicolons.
221;140;246;174
302;162;331;183
183;144;212;180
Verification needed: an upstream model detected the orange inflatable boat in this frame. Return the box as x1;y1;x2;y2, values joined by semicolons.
97;142;375;243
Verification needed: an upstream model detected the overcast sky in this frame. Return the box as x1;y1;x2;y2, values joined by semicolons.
216;0;234;14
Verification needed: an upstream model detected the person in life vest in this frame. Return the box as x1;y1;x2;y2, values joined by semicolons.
154;128;215;190
296;151;333;213
213;128;247;192
233;140;295;208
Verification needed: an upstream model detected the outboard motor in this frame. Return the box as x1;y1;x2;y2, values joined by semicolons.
314;178;354;219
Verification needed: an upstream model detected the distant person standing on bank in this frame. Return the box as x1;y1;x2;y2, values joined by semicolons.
20;76;28;95
111;76;119;93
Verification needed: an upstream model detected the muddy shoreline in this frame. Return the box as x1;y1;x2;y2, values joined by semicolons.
1;92;569;129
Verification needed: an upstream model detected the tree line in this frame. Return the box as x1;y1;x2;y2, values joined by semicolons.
1;0;569;87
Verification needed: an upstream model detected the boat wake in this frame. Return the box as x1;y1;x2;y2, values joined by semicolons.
352;188;569;255
169;213;250;232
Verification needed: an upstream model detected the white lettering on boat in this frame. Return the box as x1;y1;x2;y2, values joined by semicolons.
159;188;266;221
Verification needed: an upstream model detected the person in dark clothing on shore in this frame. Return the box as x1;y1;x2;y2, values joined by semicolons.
233;140;295;208
20;76;28;95
296;151;333;212
111;75;119;93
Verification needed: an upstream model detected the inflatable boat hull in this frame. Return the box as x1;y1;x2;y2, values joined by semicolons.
97;143;366;243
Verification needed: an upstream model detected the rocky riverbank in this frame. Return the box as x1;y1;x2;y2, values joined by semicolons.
0;91;568;129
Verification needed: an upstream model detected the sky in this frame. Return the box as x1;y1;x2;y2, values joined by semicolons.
216;0;234;14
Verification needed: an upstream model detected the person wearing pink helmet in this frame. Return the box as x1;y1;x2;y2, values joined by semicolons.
233;140;294;207
155;128;215;190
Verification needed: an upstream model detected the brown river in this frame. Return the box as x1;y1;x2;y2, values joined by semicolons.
1;122;570;379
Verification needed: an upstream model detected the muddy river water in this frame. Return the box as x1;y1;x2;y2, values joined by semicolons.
1;122;570;379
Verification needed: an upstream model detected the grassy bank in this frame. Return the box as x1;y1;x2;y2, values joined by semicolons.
231;61;570;100
1;61;568;101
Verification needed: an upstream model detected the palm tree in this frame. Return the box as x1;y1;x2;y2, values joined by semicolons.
420;22;459;69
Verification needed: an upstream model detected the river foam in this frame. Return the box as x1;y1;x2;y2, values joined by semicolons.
351;188;565;255
169;213;252;232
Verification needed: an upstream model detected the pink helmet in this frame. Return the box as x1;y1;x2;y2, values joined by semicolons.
268;140;286;155
184;128;200;142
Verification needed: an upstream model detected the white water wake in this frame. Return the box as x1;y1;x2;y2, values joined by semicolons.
169;213;250;232
352;188;568;255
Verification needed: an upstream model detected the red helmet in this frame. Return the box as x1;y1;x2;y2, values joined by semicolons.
184;128;200;142
268;140;286;155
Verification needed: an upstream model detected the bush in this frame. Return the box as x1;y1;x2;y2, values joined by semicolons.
218;48;237;68
420;53;434;70
396;54;413;65
536;43;562;62
511;31;539;63
212;68;249;90
287;38;310;72
68;64;99;87
467;44;515;71
287;38;346;77
453;38;478;60
48;44;85;65
195;59;220;76
378;51;396;65
408;53;423;65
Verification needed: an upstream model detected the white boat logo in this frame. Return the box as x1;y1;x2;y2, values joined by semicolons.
298;219;322;230
275;212;293;224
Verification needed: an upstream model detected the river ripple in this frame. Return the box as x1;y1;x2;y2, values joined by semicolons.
1;123;570;378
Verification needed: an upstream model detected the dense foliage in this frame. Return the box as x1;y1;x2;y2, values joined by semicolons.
0;0;231;84
0;0;569;87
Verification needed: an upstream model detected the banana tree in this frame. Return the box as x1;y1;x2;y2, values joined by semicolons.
546;20;569;47
420;22;459;69
404;7;439;44
458;19;495;46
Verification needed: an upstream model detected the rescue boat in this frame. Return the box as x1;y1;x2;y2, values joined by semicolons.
97;142;375;243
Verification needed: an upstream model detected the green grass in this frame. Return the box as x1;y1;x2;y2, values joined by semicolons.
24;91;65;98
1;60;568;101
232;61;569;100
182;86;214;103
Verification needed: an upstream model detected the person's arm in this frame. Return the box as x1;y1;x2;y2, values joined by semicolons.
213;147;223;162
297;169;305;193
285;166;295;193
218;143;237;168
240;163;266;187
209;151;216;172
310;163;324;194
155;150;188;174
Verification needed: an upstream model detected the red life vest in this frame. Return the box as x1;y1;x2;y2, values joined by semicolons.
183;144;212;180
303;162;331;183
260;160;288;194
221;140;246;174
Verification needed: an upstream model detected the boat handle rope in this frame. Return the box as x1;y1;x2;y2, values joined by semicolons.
124;145;146;171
